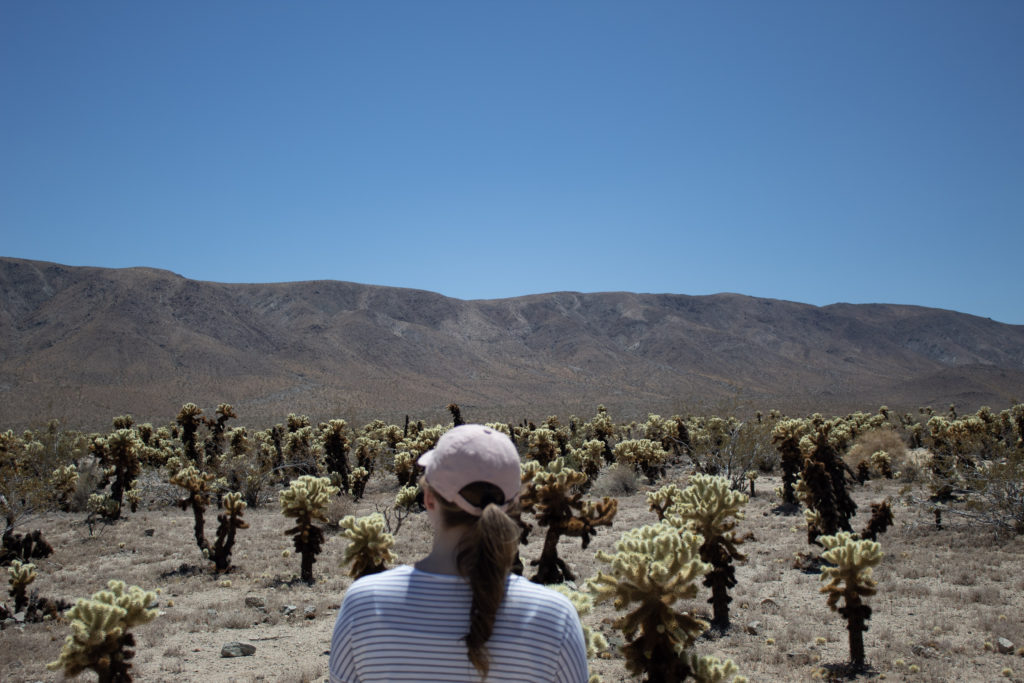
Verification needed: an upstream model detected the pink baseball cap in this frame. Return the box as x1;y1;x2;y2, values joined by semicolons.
418;424;522;516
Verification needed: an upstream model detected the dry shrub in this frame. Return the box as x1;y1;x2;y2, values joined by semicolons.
591;463;638;497
70;458;109;512
323;494;356;529
846;428;907;475
899;448;933;483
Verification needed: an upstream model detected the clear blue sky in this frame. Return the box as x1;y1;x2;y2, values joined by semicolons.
2;2;1022;324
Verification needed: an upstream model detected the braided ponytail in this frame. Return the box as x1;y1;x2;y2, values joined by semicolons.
433;482;520;679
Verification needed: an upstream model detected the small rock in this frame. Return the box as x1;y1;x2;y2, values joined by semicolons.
144;529;155;536
244;596;266;609
912;644;941;659
221;642;256;658
303;605;317;619
281;604;297;616
207;609;218;617
13;611;26;623
997;638;1015;655
745;621;761;636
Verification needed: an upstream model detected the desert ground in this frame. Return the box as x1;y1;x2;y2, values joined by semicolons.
3;463;1024;683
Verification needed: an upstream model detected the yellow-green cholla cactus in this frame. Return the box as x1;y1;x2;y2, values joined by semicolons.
392;451;415;488
211;491;248;572
47;580;158;683
612;439;669;484
170;465;219;556
686;653;748;683
8;559;37;612
666;474;748;630
526;465;617;584
50;463;79;512
819;531;882;671
280;475;339;583
104;429;141;519
338;513;396;579
646;483;684;521
349;465;371;500
568;439;607;487
527;427;562;467
771;417;807;505
394;485;420;510
586;521;711;682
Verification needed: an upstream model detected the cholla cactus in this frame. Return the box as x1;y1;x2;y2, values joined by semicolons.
349;466;370;500
524;463;617;584
859;500;894;542
647;484;683;521
205;403;237;457
338;513;396;579
798;421;857;545
528;428;562;467
170;465;218;556
568;439;606;487
50;464;79;512
666;474;748;630
586;522;712;682
352;436;384;474
87;493;119;519
280;475;339;583
771;418;807;506
819;532;882;671
93;429;141;520
176;402;205;464
8;559;36;612
211;492;248;572
47;580;158;683
870;450;893;479
394;485;420;510
686;654;747;683
585;406;616;463
613;439;669;484
321;419;352;492
393;451;416;488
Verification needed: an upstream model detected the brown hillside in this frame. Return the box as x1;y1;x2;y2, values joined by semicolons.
1;256;1022;430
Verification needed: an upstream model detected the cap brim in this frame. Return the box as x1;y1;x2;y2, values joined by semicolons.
417;449;436;467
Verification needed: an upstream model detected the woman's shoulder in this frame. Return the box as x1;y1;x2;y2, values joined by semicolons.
344;565;414;595
505;575;578;614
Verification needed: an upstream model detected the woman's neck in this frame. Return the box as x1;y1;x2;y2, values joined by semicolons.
414;525;465;575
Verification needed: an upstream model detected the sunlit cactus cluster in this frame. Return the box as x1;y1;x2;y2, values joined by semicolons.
47;580;158;683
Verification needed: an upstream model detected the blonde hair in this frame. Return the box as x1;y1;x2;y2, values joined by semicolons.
429;481;520;679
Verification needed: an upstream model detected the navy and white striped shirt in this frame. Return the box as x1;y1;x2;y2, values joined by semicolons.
329;565;589;682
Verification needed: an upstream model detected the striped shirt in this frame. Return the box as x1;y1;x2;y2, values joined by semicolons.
329;565;589;683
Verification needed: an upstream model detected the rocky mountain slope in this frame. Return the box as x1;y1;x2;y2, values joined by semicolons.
2;257;1022;430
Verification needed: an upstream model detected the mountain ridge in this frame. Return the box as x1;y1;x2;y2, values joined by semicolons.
2;256;1022;430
